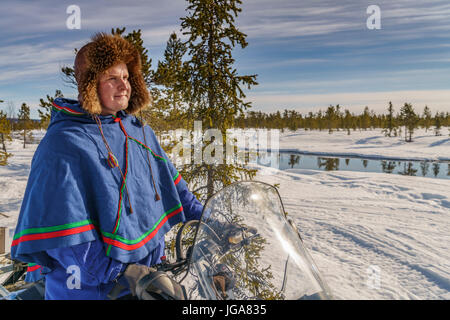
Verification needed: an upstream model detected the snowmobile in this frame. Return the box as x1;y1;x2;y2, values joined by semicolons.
0;181;333;300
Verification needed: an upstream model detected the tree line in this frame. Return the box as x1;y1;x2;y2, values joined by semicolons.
235;103;449;141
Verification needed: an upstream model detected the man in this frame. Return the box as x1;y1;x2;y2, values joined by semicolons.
11;33;203;299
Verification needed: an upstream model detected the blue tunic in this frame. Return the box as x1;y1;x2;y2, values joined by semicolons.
11;98;203;299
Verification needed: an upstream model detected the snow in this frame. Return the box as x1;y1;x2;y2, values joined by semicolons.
0;128;449;300
274;128;450;161
252;165;449;299
0;130;46;232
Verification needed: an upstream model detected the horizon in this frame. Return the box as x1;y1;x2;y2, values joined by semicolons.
1;0;449;119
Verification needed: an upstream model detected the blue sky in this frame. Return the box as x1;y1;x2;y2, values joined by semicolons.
1;0;449;119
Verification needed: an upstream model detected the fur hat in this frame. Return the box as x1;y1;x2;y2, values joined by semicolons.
75;33;151;115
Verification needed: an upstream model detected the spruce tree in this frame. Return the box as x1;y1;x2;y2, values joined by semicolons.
335;104;342;131
399;103;418;142
180;0;258;200
325;105;337;133
0;110;13;165
382;101;396;137
0;110;12;152
434;112;442;136
343;109;353;135
17;103;33;148
446;112;450;136
422;105;432;133
38;90;64;129
361;106;370;130
154;32;189;131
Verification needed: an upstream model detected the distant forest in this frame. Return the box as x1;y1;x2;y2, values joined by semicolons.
234;103;449;141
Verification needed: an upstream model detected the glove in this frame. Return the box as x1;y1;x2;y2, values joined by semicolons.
123;264;157;296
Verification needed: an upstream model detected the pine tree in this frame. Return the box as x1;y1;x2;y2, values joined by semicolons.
317;110;325;131
434;112;442;136
369;108;378;129
0;110;13;165
325;105;337;134
343;109;354;135
361;106;370;130
422;105;432;133
180;0;258;200
382;101;396;137
61;50;78;89
0;110;12;152
38;90;64;129
17;103;33;148
154;32;189;131
446;112;450;136
399;103;418;142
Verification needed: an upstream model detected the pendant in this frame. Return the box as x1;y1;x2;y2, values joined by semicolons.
107;152;119;168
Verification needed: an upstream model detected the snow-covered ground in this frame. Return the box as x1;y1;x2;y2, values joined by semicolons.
0;130;46;232
0;128;449;299
274;128;450;161
252;165;449;300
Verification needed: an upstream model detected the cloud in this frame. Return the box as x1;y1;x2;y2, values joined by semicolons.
238;0;450;47
1;0;449;117
0;43;77;67
0;0;186;36
250;66;450;93
243;20;360;39
141;25;184;47
0;40;84;84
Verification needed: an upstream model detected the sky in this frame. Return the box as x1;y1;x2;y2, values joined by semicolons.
0;0;450;119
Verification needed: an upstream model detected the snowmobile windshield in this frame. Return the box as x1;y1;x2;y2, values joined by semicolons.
183;181;333;300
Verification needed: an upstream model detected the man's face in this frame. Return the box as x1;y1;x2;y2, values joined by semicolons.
98;62;131;116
